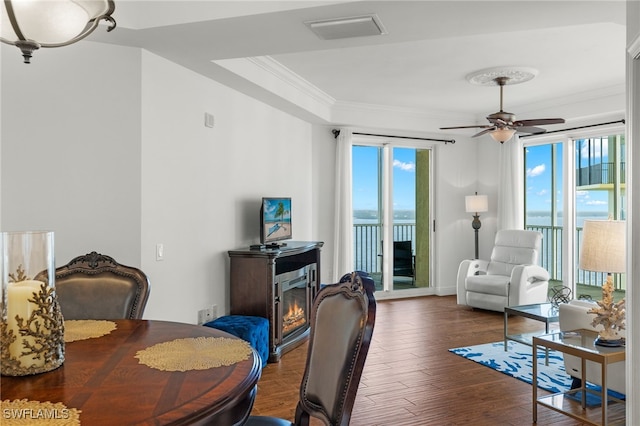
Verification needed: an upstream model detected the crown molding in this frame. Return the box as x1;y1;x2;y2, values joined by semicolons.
245;56;336;107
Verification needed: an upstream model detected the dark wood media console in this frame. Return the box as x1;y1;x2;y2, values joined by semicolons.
228;241;323;362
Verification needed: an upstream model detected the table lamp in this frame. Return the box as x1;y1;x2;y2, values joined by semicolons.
465;193;488;259
579;219;626;346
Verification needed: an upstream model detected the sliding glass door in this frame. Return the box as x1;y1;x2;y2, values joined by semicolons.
352;140;432;295
523;133;626;300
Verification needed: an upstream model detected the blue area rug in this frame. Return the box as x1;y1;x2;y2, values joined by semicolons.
449;340;625;406
449;340;570;393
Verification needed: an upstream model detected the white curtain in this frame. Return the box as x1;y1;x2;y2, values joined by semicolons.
497;135;524;230
332;128;354;281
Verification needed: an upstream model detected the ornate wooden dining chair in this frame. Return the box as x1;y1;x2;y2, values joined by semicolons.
51;251;150;320
246;271;377;426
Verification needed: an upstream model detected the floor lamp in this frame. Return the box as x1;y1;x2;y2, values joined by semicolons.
465;193;488;259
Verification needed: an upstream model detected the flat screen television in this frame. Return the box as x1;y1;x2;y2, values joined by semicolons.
260;197;292;247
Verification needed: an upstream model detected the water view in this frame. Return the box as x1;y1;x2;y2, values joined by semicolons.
526;211;611;228
354;209;612;227
354;210;415;224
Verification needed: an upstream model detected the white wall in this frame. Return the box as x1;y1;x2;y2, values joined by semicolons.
432;134;497;295
1;43;316;325
475;137;501;257
1;41;142;266
138;51;314;323
310;125;337;281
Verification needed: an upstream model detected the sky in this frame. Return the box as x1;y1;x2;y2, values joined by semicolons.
525;140;611;214
352;146;416;211
353;140;617;216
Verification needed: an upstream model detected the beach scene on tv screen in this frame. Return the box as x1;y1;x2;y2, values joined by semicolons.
264;198;292;240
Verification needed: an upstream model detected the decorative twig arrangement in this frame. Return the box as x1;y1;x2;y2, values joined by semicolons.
0;265;65;376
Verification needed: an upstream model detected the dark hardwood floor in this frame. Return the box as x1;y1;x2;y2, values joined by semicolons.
251;295;589;425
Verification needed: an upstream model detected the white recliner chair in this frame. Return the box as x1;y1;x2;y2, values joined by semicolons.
559;299;626;394
457;229;550;312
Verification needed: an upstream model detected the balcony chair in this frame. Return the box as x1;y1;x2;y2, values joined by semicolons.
457;229;550;312
50;251;150;320
377;241;415;285
245;271;377;426
558;299;626;395
393;240;415;285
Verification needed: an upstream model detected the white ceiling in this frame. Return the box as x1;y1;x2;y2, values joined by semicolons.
88;0;627;133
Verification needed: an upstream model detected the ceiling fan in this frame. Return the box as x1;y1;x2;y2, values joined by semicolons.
440;76;565;143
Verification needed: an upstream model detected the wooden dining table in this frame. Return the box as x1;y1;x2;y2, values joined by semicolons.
1;319;262;425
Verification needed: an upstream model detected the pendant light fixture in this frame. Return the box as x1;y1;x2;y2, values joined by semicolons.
1;0;116;64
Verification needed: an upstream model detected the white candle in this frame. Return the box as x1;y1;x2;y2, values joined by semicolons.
6;280;46;368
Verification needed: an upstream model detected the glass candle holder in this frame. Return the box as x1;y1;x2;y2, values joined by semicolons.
1;231;65;376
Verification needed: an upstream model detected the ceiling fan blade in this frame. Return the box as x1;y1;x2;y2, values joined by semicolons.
439;125;492;130
515;126;547;134
514;118;565;126
472;128;496;138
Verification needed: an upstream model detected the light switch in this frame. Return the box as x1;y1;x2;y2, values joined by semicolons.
204;112;214;128
156;243;164;261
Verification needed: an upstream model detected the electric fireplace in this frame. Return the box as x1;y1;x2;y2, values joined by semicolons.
228;241;323;362
276;264;314;345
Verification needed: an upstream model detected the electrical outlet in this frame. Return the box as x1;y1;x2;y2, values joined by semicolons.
197;308;212;325
210;304;218;320
197;305;218;325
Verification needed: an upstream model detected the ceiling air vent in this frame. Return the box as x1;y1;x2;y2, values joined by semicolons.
305;14;387;40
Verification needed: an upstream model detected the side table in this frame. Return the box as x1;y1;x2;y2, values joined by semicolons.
532;329;625;426
504;302;559;364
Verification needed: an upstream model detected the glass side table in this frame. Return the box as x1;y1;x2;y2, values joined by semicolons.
504;302;559;364
532;329;625;426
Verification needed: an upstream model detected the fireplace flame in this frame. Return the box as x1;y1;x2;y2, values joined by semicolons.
283;300;306;334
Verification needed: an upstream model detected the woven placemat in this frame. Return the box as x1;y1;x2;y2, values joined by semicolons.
64;320;117;343
135;336;252;372
0;399;81;425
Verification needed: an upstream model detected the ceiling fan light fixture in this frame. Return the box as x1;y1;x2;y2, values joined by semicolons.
440;66;566;140
490;128;517;144
0;0;116;64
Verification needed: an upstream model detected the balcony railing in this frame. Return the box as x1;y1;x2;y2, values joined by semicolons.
577;162;626;186
525;225;625;291
353;223;414;273
353;222;624;291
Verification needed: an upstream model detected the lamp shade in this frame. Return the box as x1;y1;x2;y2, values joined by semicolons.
579;220;626;273
0;0;116;63
490;128;516;143
465;195;488;213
